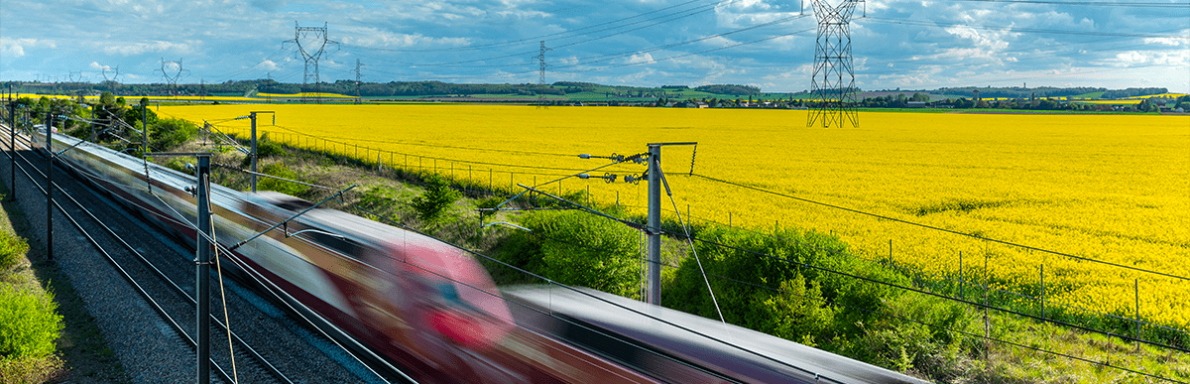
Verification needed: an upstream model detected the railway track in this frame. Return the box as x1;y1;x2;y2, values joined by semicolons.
0;126;406;384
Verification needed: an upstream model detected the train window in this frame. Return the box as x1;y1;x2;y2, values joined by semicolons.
551;314;738;384
554;314;646;373
268;197;315;211
309;230;364;259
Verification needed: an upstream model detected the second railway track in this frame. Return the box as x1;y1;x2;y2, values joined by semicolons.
0;125;407;384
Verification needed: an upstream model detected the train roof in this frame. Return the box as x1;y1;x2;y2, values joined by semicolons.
502;286;931;384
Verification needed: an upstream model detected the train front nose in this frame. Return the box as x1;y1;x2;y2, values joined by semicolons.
404;246;515;351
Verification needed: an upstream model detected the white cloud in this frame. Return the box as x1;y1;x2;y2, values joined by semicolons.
1143;36;1184;47
0;37;55;58
341;29;471;49
627;52;656;64
256;60;280;71
89;62;113;71
103;41;192;56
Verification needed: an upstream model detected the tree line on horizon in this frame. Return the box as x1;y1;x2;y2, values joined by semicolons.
1;80;1170;101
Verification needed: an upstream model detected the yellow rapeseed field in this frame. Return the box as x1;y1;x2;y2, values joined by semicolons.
159;104;1190;330
256;92;355;98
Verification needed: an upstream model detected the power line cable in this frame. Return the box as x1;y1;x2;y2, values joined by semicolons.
344;0;718;53
407;0;744;67
946;0;1190;8
690;173;1190;282
862;16;1190;39
435;14;810;69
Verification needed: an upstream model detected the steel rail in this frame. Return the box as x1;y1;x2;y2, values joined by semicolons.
0;127;241;384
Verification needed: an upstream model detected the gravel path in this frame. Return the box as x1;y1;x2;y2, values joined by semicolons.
1;133;401;384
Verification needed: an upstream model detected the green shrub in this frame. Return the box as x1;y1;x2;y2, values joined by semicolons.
239;133;286;168
0;286;62;359
149;118;197;151
519;211;642;297
0;232;29;271
410;176;460;221
255;133;286;158
256;162;309;196
662;224;977;377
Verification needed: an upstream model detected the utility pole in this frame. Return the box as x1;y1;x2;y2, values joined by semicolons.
194;154;212;384
284;22;339;104
647;145;661;305
644;142;697;306
44;111;54;261
353;59;364;104
142;100;151;193
8;101;14;202
236;111;274;193
250;113;258;192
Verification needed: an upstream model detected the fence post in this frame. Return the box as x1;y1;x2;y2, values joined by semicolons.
1040;265;1045;321
1135;278;1140;352
959;251;964;300
984;248;990;361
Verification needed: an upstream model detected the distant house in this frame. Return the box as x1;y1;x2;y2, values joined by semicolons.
690;101;709;108
665;102;675;107
907;101;928;108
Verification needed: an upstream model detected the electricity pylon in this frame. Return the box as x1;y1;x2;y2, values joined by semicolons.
101;65;120;93
353;59;364;104
284;21;339;103
157;58;188;95
534;40;552;86
533;41;552;107
807;0;861;128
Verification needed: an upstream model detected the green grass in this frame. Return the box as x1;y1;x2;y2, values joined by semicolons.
1071;91;1106;99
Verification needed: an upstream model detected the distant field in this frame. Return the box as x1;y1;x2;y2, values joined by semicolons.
1074;99;1143;105
1127;93;1188;99
256;92;355;98
159;104;1190;331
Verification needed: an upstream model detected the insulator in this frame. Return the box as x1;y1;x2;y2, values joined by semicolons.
579;154;591;159
578;173;590;179
603;172;616;183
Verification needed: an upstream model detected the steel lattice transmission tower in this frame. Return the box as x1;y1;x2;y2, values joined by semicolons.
353;59;365;104
534;40;552;86
807;0;860;128
157;58;188;95
100;66;120;93
284;21;339;103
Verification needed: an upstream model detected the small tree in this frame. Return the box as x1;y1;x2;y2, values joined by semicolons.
410;175;460;221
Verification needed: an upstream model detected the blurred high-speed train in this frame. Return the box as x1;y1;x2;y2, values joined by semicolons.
32;126;928;384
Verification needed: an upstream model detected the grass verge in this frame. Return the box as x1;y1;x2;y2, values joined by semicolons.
0;181;130;384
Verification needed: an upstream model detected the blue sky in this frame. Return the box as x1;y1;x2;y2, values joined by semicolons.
1;0;1187;92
